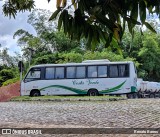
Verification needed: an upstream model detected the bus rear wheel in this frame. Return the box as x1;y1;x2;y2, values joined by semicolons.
149;93;155;98
127;93;138;99
30;90;40;97
88;89;99;96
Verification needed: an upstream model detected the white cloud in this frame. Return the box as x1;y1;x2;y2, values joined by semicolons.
0;35;21;56
0;0;56;57
35;0;56;12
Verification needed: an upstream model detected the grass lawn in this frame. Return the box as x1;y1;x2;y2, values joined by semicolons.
10;95;126;101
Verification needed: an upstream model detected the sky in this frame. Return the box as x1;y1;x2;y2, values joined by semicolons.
0;0;56;56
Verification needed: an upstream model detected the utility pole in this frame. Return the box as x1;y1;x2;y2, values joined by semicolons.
18;61;24;96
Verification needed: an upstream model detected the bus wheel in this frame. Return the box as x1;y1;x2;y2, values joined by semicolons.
30;90;40;97
88;89;98;96
132;93;138;99
158;92;160;98
149;93;155;98
127;93;132;99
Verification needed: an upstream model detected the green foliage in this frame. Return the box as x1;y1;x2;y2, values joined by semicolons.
2;6;160;85
49;0;160;50
53;31;82;52
2;0;159;51
0;69;15;81
2;0;35;18
33;54;59;64
138;36;160;81
57;52;83;63
0;69;16;86
122;28;160;81
2;77;19;87
83;50;124;61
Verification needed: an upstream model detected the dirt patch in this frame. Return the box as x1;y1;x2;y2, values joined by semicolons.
0;82;20;102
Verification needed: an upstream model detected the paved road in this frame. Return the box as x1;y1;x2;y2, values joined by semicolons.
0;99;160;136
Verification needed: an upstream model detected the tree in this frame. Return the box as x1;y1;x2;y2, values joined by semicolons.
138;36;160;81
0;48;15;67
2;0;160;50
49;0;159;50
14;9;83;61
2;0;35;18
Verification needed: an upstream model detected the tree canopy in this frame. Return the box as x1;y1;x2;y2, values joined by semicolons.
2;0;160;50
2;0;35;18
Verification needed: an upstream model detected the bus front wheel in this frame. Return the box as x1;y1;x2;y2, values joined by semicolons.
30;90;40;97
88;89;99;96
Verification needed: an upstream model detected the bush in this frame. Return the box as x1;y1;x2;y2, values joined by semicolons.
57;52;83;63
33;54;58;64
0;69;15;82
2;77;19;86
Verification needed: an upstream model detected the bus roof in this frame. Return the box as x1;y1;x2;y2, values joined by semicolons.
31;61;134;68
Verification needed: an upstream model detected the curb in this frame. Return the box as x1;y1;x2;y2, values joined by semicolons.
10;98;127;102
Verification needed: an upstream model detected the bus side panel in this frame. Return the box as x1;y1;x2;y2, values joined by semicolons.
22;77;134;96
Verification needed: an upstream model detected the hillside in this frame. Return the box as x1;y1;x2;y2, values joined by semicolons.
0;82;20;102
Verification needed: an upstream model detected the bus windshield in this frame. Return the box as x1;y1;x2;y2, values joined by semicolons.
24;68;41;82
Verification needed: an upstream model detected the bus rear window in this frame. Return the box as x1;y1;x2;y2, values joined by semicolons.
109;64;129;78
118;64;129;77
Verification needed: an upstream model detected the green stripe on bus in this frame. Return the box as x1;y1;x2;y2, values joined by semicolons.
39;81;126;94
100;80;126;94
40;85;87;94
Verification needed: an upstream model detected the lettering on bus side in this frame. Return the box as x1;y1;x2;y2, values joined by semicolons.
72;80;99;85
72;80;84;85
87;80;99;85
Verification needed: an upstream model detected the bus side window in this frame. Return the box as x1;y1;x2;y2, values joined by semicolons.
98;66;107;77
88;66;97;78
109;65;118;78
66;67;76;78
55;67;64;79
76;66;85;78
118;64;129;77
45;68;55;79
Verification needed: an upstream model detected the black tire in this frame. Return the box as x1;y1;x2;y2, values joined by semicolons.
158;92;160;98
88;89;98;96
127;93;135;99
132;93;138;99
127;93;137;99
149;93;155;98
137;92;142;98
30;90;40;97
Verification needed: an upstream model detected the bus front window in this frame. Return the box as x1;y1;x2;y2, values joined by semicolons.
24;68;41;82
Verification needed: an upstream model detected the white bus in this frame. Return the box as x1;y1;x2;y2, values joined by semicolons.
21;60;137;98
